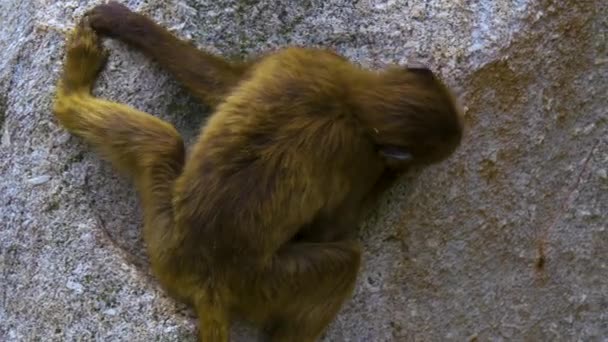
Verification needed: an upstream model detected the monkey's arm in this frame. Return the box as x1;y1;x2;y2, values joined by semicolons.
87;2;248;107
293;211;358;243
363;168;400;206
293;169;400;243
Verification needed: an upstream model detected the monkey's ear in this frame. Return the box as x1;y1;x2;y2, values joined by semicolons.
406;62;434;77
379;146;413;162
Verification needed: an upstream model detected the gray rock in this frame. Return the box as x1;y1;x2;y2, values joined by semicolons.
1;0;606;341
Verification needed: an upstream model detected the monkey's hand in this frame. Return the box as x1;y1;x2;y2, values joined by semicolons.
86;2;143;40
293;214;359;243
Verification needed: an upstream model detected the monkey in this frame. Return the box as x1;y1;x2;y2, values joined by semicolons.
52;2;463;341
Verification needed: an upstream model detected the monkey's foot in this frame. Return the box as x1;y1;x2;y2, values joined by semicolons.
60;18;108;93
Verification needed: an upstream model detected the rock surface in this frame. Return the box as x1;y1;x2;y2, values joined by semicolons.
1;0;606;341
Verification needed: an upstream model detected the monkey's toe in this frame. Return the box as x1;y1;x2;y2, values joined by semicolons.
61;20;108;92
67;19;106;61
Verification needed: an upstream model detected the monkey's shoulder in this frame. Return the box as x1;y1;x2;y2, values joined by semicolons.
263;46;350;66
247;47;358;91
217;54;361;128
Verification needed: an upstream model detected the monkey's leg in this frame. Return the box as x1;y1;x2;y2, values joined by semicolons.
192;295;230;342
86;2;248;107
55;22;232;342
53;21;185;246
243;241;361;342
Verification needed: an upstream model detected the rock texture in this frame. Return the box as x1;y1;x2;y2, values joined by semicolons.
1;0;606;341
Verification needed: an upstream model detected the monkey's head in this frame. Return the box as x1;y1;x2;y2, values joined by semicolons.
359;64;463;170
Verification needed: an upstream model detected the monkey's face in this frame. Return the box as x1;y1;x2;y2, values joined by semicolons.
372;66;463;170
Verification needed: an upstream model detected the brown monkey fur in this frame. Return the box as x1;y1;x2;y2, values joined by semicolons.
53;2;463;341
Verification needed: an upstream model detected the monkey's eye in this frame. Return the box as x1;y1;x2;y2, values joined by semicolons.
379;146;413;162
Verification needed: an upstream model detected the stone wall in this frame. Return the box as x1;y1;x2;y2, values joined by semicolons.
1;0;606;340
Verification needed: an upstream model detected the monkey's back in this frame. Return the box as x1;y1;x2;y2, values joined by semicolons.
167;48;383;275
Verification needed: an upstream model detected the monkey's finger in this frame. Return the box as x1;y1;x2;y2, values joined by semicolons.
84;1;134;36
